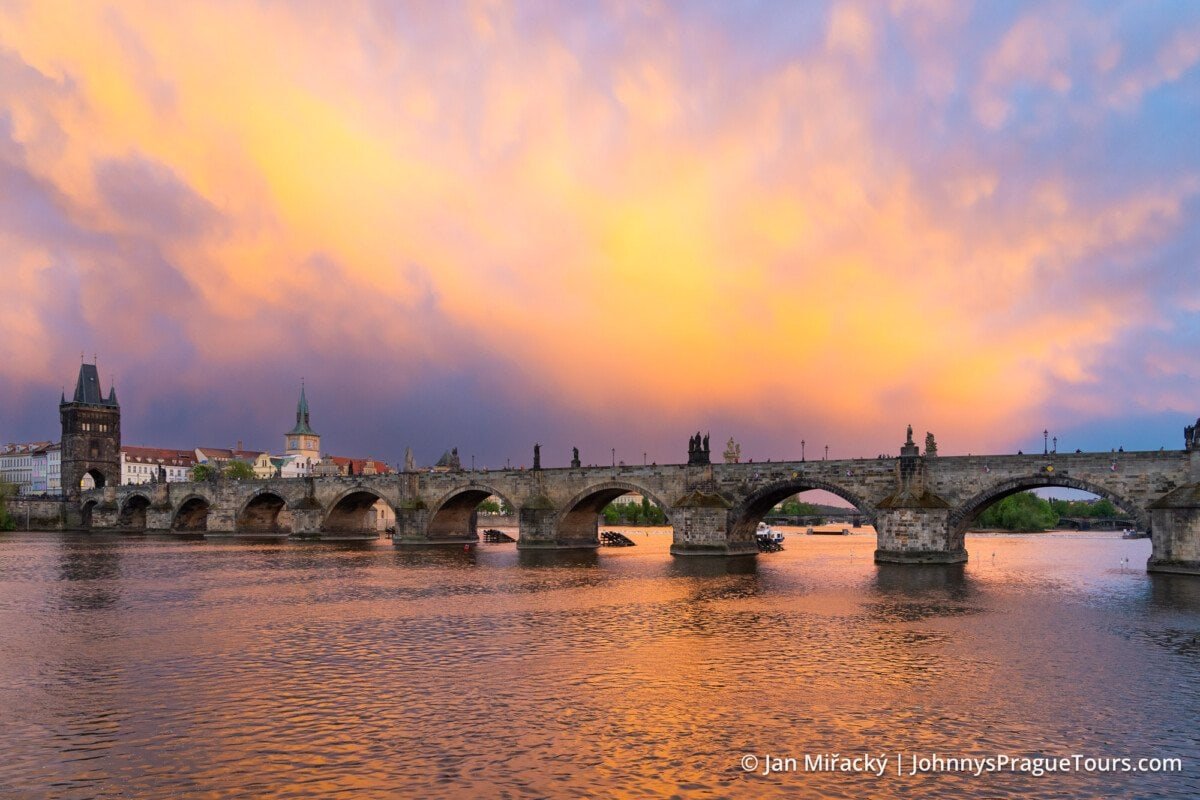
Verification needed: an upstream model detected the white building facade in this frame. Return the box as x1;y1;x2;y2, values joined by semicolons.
121;447;197;485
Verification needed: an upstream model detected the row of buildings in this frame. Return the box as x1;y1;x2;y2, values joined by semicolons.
1;369;391;496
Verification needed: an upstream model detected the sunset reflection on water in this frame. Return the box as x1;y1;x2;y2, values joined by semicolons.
0;529;1195;798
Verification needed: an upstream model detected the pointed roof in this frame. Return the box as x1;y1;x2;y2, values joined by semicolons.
66;363;118;407
286;384;318;436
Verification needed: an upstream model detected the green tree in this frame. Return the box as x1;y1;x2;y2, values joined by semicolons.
976;492;1059;532
602;504;620;524
223;460;257;481
477;500;501;514
1084;498;1119;517
643;503;667;525
623;502;643;524
191;464;215;482
0;480;15;531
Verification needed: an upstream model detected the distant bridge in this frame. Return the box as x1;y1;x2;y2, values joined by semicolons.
68;435;1200;574
1054;516;1136;531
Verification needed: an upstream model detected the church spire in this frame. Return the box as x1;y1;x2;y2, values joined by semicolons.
286;382;317;436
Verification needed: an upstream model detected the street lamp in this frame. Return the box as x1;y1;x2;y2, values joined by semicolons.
643;451;647;466
1044;429;1048;455
612;448;616;467
471;454;475;472
801;440;806;461
824;445;829;460
1052;436;1057;454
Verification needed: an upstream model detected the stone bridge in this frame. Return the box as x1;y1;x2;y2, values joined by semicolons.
73;434;1200;575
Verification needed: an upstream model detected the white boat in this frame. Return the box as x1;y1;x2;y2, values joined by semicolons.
1121;529;1150;540
756;521;784;544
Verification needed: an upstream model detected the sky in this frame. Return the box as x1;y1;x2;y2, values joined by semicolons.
1;0;1199;469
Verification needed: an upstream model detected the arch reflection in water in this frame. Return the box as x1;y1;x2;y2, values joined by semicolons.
667;554;758;578
517;549;600;569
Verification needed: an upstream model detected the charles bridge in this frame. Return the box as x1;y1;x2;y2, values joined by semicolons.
48;426;1200;575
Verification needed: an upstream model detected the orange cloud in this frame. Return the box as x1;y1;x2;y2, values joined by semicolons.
1;1;1198;458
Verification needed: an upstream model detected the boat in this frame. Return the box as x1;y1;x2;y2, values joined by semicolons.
1121;529;1150;540
806;526;850;536
756;522;785;552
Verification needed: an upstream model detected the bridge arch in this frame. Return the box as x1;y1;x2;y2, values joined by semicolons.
77;468;111;491
427;483;517;541
556;480;673;546
323;487;392;535
950;474;1149;535
172;494;211;532
729;478;876;541
117;492;153;531
80;498;98;529
236;489;293;534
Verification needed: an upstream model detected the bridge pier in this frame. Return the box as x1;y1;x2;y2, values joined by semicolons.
392;505;429;544
1148;486;1200;575
91;502;120;530
874;506;966;565
146;507;174;531
516;500;595;550
669;493;756;557
289;507;324;539
203;506;237;537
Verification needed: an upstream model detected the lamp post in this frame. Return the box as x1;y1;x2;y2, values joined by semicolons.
801;440;806;461
612;448;616;467
1052;436;1057;454
824;445;829;460
1044;429;1048;455
643;451;647;466
471;454;475;472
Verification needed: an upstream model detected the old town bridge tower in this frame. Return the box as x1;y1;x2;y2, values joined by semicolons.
59;362;121;497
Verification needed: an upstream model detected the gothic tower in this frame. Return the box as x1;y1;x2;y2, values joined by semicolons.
284;384;321;461
59;362;121;497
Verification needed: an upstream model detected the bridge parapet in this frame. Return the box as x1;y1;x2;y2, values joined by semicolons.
51;446;1200;574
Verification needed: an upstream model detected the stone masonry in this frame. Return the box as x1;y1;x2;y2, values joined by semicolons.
60;434;1200;575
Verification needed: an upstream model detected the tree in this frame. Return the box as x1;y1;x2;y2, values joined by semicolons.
976;492;1059;531
476;500;501;514
602;504;621;524
643;503;667;525
190;464;215;482
0;480;15;531
223;460;257;481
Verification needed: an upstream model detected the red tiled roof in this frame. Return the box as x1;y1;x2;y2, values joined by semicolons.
328;456;393;474
196;447;268;460
123;446;197;466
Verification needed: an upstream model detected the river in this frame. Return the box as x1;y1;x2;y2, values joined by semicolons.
0;529;1196;798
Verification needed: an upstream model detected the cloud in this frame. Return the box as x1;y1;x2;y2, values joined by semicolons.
0;1;1199;463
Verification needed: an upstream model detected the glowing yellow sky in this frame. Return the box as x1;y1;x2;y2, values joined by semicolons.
2;1;1199;459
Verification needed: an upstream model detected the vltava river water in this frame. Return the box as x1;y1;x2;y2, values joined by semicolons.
0;529;1197;798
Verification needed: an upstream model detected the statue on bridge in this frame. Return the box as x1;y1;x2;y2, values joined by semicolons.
925;432;938;457
404;447;416;472
1187;419;1200;450
687;431;711;466
533;443;541;470
723;437;741;464
571;447;580;469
